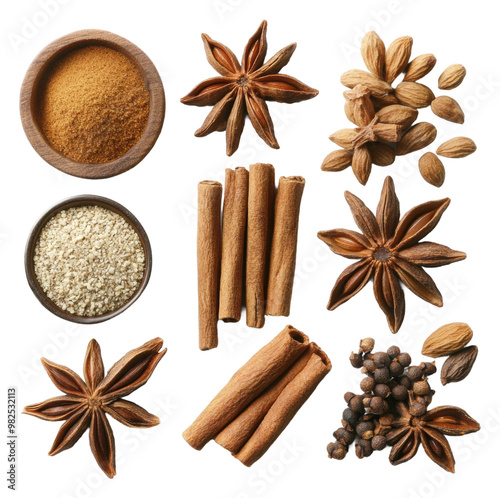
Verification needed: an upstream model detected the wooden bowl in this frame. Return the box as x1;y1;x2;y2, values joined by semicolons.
25;195;153;324
20;30;165;179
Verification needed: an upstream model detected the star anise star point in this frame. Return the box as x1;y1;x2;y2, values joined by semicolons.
318;176;466;333
181;20;318;155
24;338;166;478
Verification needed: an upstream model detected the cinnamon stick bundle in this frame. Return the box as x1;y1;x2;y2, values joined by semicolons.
266;176;305;316
183;325;309;450
197;181;222;351
219;167;249;322
246;163;275;328
183;326;331;465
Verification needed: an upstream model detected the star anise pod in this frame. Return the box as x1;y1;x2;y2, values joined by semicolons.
24;338;166;478
387;400;480;472
181;20;318;155
317;176;466;333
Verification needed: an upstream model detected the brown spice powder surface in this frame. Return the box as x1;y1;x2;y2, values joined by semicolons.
37;45;150;164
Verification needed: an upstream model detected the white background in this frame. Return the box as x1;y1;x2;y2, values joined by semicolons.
1;0;498;497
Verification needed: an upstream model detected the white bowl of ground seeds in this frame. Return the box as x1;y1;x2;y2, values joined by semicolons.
25;195;152;323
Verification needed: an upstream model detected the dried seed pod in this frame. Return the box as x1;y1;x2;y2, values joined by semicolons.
352;145;372;186
376;104;418;129
373;352;391;368
371;435;387;451
384;36;413;84
438;64;466;90
391;384;408;401
422;322;473;357
395;81;435;108
340;69;393;97
360;376;376;392
404;53;437;81
431;96;465;124
327;441;348;460
321;149;352;172
329;129;357;149
441;345;478;385
436;137;476;158
368;142;395;166
374;367;391;384
419;152;445;187
397;352;412;367
396;122;437;155
359;338;375;353
334;428;356;446
361;31;386;78
349;352;364;368
355;439;373;458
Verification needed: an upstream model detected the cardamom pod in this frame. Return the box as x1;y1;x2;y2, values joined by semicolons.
431;96;465;124
436;137;476;158
403;54;437;81
396;122;437;155
419;152;445;187
395;81;435;108
441;345;478;385
340;69;392;97
321;150;352;172
422;322;473;358
438;64;466;90
361;31;385;79
384;36;413;84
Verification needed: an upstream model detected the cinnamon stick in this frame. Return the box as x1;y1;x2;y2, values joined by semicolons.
197;181;222;351
215;343;317;454
219;167;249;322
183;325;309;450
235;347;331;466
246;163;275;328
266;176;305;316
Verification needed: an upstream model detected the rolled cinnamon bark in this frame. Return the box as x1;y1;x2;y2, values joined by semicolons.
246;163;275;328
235;346;331;466
197;181;222;351
219;167;249;322
266;176;305;316
183;325;309;450
215;343;317;454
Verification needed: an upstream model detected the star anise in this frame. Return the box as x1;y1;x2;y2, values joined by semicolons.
387;400;480;472
24;338;166;478
181;20;318;155
317;176;466;333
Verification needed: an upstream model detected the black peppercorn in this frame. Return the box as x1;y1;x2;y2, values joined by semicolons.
374;367;391;384
334;428;355;446
397;352;412;367
355;439;373;458
407;365;423;382
387;345;401;359
389;360;404;377
420;361;437;376
349;352;364;368
344;391;356;404
371;435;387;451
360;376;376;392
398;375;412;389
348;394;365;414
363;359;377;373
373;352;391;368
363;396;388;415
327;441;348;460
413;379;430;395
342;408;360;426
355;421;374;439
374;383;391;399
392;384;409;401
409;401;427;417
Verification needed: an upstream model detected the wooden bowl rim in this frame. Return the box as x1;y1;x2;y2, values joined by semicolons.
25;194;153;324
20;29;165;179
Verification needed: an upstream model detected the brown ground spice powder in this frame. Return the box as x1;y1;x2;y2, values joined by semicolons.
37;45;150;163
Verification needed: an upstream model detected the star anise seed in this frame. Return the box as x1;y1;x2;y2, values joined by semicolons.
318;176;466;332
181;20;318;155
24;338;166;478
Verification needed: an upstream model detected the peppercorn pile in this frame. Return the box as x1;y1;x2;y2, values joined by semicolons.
327;337;480;472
